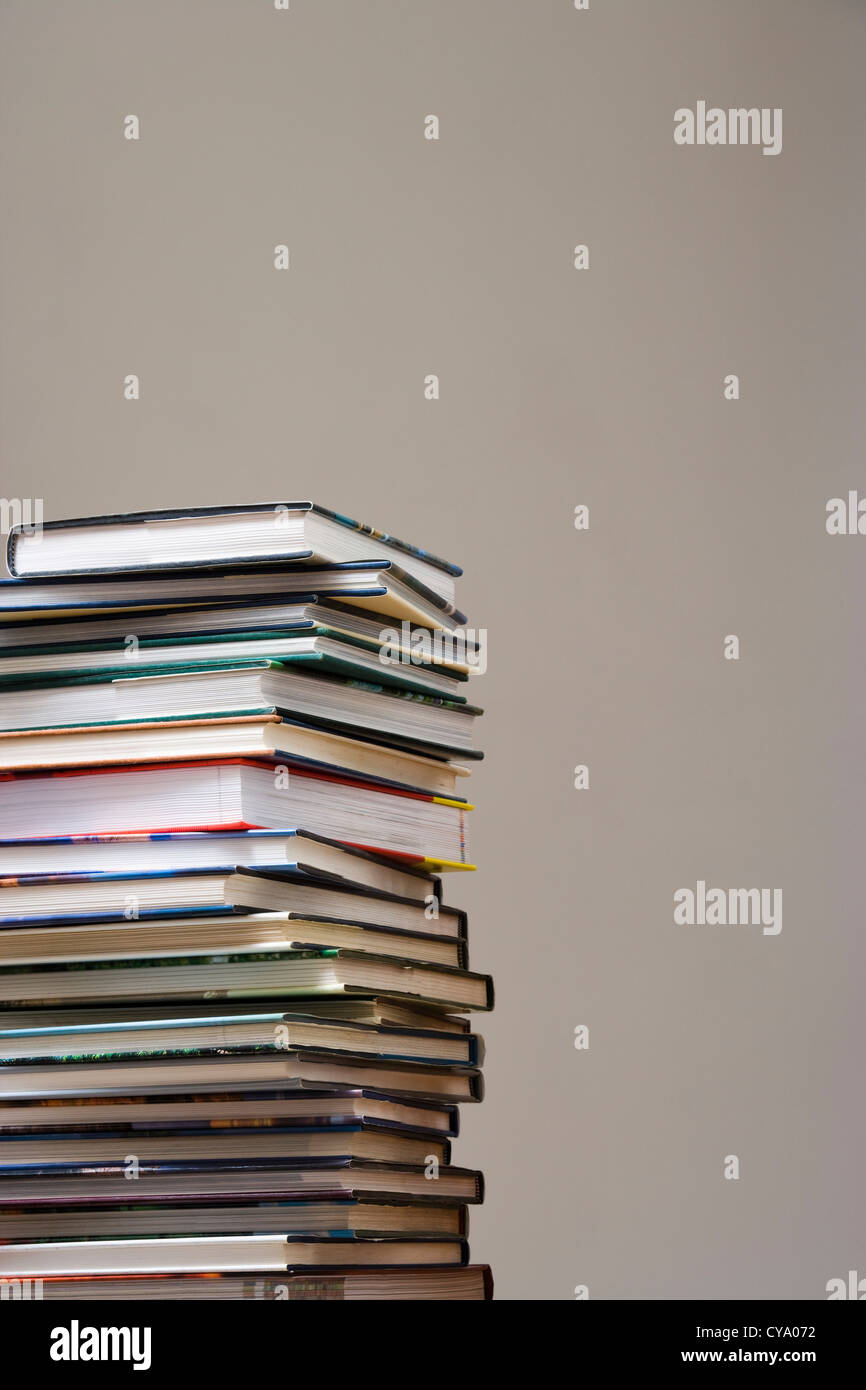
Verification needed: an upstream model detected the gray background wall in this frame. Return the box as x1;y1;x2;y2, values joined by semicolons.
2;0;864;1299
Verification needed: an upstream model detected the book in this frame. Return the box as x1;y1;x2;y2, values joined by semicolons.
0;1087;459;1137
0;1125;451;1171
0;630;465;700
0;1200;468;1241
6;503;461;605
0;1158;484;1205
0;828;450;883
0;759;473;869
0;561;468;628
0;914;467;971
0;1233;470;1276
28;1266;493;1300
0;997;473;1034
0;1051;485;1103
0;945;494;1012
0;661;482;756
0;716;470;797
0;1009;482;1066
0;829;440;897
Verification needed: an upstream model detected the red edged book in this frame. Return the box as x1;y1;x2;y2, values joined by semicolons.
0;758;473;872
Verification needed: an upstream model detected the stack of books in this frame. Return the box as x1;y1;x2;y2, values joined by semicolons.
0;503;491;1302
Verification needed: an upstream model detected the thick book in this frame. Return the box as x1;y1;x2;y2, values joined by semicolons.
0;910;467;971
0;911;467;970
0;758;473;869
0;1049;486;1103
0;715;470;798
29;1265;493;1300
0;945;493;1012
5;503;461;605
0;661;482;757
0;561;467;628
0;1232;470;1277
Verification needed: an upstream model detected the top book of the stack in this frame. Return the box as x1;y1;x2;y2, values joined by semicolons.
6;503;461;602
